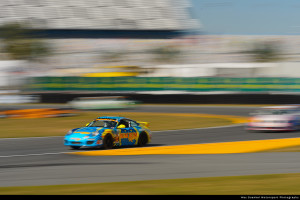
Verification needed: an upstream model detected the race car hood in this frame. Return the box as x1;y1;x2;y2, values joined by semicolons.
71;127;104;136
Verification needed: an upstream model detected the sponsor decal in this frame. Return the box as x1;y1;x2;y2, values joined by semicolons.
74;132;90;134
71;138;81;141
96;118;117;122
119;129;138;142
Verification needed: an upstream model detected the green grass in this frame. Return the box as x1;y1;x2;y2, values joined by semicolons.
1;173;300;195
0;111;232;138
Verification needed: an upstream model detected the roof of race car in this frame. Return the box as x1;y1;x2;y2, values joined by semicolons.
96;116;126;121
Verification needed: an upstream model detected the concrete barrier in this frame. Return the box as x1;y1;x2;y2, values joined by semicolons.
35;92;300;104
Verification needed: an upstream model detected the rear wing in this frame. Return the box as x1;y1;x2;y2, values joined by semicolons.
138;121;150;128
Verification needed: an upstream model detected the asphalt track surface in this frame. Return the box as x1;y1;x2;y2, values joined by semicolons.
1;105;300;187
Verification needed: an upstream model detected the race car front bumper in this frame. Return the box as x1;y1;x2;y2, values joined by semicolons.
64;137;102;147
246;126;294;131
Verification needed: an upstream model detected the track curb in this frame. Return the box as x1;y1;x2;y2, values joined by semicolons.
72;137;300;156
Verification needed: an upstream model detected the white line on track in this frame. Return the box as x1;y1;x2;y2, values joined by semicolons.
0;123;245;141
153;123;244;133
0;152;70;158
0;136;64;141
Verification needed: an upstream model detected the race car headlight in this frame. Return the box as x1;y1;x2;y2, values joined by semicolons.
91;131;99;137
66;130;73;135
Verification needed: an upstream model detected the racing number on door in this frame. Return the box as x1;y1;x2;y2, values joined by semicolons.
119;128;137;145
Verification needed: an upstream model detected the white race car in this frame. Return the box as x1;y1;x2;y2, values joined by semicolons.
246;105;300;132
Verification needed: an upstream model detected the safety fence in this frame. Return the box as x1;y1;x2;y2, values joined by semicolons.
26;77;300;92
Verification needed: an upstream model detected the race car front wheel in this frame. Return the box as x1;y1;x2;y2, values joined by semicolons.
103;134;114;149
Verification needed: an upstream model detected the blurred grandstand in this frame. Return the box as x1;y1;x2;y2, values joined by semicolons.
0;0;199;31
1;0;300;79
2;0;300;104
0;0;202;88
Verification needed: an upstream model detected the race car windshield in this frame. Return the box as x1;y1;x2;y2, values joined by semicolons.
256;109;297;115
88;120;117;128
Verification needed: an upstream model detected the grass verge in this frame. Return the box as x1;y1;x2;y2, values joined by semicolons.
1;173;300;195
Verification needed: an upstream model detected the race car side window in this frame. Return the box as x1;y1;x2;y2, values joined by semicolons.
129;120;139;127
118;119;129;128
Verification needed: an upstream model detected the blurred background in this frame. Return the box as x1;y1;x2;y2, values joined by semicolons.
1;0;300;105
1;1;300;194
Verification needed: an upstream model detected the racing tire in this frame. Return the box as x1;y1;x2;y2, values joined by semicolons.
294;122;300;131
293;124;300;131
70;146;81;150
103;134;114;149
137;132;148;147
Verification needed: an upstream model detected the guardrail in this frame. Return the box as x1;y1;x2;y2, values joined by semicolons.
25;77;300;93
24;77;300;104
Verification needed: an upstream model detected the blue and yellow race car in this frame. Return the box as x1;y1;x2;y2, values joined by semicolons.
64;116;151;150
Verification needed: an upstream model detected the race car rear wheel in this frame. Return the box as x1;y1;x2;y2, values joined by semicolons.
103;134;114;149
137;132;148;147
